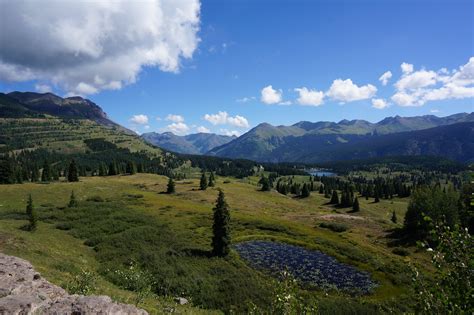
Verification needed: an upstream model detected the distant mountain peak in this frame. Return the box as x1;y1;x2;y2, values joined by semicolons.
141;131;236;155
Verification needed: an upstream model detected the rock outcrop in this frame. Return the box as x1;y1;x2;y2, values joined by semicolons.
0;253;148;314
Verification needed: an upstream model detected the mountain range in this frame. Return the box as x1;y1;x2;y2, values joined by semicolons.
1;91;473;164
0;91;130;133
142;132;235;155
208;113;474;163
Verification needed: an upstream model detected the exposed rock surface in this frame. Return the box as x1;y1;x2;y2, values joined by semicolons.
0;253;148;314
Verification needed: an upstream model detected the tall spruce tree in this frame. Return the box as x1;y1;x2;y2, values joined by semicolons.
259;175;271;191
26;194;37;231
330;190;339;204
68;190;78;208
108;161;118;176
200;172;208;190
391;210;397;224
212;189;231;257
67;160;79;182
352;197;360;212
167;177;175;194
301;183;311;198
208;172;215;187
41;161;51;182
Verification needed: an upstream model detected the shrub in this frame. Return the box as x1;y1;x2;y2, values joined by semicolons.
86;195;104;202
66;269;97;295
392;247;409;256
319;222;348;233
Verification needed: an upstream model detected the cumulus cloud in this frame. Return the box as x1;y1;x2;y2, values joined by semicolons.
326;79;377;102
236;96;256;103
294;87;324;106
203;111;249;128
219;129;241;137
378;71;392;86
395;70;438;91
163;122;189;135
391;57;474;106
166;114;185;123
129;114;149;125
227;115;250;128
196;126;210;133
371;98;389;109
35;84;52;93
260;85;283;104
401;62;414;74
0;0;201;95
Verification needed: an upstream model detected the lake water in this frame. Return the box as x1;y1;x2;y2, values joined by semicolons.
307;170;336;177
234;241;376;294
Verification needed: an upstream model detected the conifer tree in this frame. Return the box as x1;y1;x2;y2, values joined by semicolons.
68;160;79;182
200;172;208;190
26;194;37;231
0;156;15;184
301;183;311;198
41;160;51;182
208;172;215;187
374;192;380;203
212;189;231;257
108;161;117;176
259;175;271;191
126;161;137;175
391;210;397;224
352;197;360;212
99;163;107;176
330;190;339;204
167;177;175;194
31;166;39;182
319;184;324;194
68;190;78;208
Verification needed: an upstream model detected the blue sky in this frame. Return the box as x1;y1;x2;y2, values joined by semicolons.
0;0;473;135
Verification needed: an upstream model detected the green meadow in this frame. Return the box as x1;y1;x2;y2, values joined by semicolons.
0;173;428;313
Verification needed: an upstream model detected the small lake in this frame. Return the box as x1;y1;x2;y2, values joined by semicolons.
234;241;376;294
307;170;336;177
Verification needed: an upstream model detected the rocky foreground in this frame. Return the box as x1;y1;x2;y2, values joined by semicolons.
0;253;147;314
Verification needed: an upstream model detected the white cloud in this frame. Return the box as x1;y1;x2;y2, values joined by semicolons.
203;111;249;128
166;114;184;123
144;125;150;130
294;87;324;106
430;109;440;113
236;96;255;103
196;126;210;133
34;83;52;93
395;70;438;91
163;122;189;135
0;0;201;95
227;115;249;128
326;79;377;102
129;114;149;125
378;71;392;86
219;129;240;137
261;85;283;104
371;98;389;109
278;100;292;105
155;116;162;121
401;62;414;74
204;111;228;125
391;57;474;106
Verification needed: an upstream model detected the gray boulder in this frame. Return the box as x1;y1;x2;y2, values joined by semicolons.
0;253;148;314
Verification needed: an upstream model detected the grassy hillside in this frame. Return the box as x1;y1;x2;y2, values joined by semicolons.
0;117;162;156
0;173;432;313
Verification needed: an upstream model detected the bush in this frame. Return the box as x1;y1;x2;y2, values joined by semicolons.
319;222;349;233
392;247;409;256
86;195;104;202
66;269;97;295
